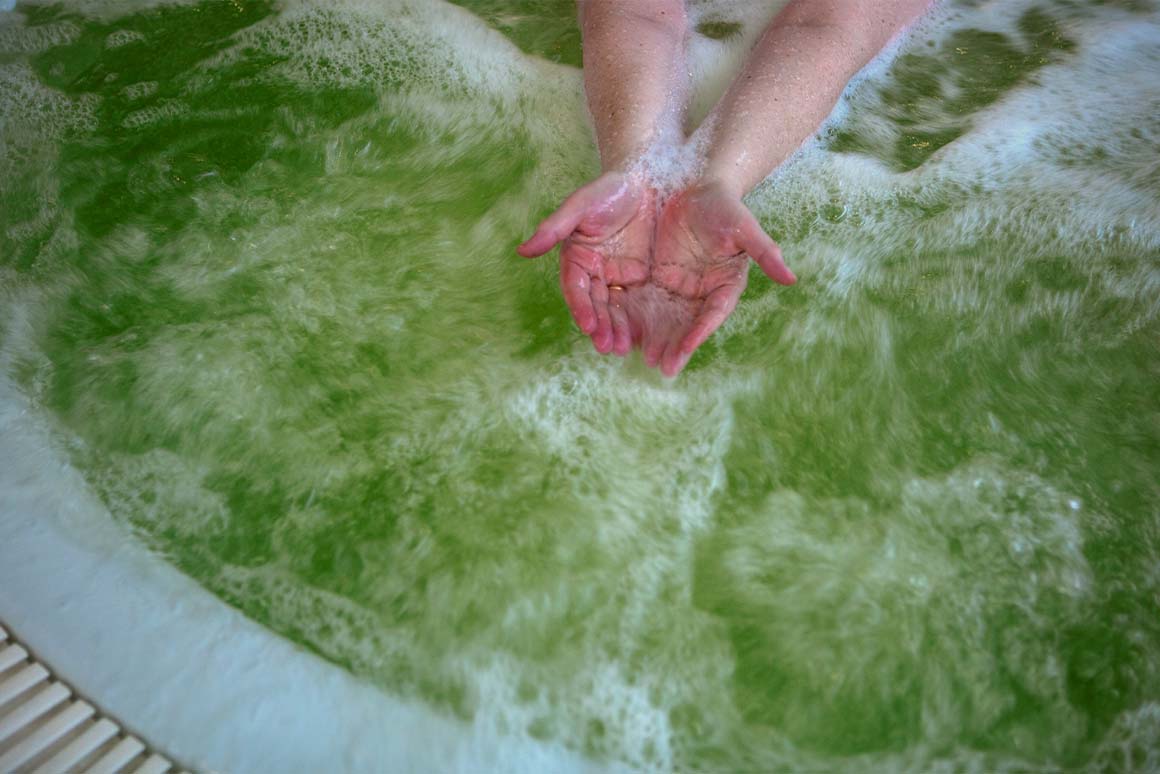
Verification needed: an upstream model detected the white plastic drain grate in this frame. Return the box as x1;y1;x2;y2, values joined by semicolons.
0;624;188;774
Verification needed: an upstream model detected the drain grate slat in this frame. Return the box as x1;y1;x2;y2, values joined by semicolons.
83;734;146;774
0;682;71;745
0;644;28;673
129;754;172;774
0;700;93;771
0;664;49;708
31;717;118;774
0;624;189;774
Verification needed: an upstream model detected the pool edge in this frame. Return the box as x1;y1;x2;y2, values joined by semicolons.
0;376;602;774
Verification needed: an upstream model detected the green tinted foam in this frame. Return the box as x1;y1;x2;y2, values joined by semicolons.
2;0;1159;771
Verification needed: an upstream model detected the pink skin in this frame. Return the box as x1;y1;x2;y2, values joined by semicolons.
644;181;796;377
518;172;656;356
520;0;929;377
519;177;795;376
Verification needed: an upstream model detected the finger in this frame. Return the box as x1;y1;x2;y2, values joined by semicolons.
678;284;744;356
560;257;597;334
738;214;796;285
663;322;696;375
660;336;694;378
643;329;667;369
517;187;599;258
589;278;614;354
608;290;632;356
627;301;645;347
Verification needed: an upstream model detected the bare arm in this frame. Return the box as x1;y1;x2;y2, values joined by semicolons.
578;0;689;171
518;0;690;256
516;1;690;355
698;0;930;196
641;0;930;376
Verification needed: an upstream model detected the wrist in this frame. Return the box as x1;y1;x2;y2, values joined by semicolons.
693;166;746;200
601;159;660;199
601;144;661;182
690;173;745;202
599;139;656;177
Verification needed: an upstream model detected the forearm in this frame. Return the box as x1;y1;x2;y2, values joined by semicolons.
578;0;689;172
699;0;929;197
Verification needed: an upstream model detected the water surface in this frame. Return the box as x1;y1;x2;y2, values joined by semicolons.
1;0;1158;770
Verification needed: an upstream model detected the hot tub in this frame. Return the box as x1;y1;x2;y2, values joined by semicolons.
2;0;1159;771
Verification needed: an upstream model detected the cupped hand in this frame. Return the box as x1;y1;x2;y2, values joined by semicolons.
642;180;796;377
518;172;656;356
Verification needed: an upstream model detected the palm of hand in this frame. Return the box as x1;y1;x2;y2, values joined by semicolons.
521;178;793;376
626;185;786;376
558;183;655;355
520;173;659;355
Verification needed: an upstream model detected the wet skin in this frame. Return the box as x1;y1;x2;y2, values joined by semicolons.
519;176;796;376
520;0;929;376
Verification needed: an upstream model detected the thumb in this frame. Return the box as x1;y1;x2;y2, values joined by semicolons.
517;185;602;258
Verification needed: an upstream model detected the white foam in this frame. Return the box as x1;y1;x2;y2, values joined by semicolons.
106;28;145;48
17;0;201;21
0;61;97;184
121;98;187;129
120;80;158;100
745;0;1160;276
1;0;1158;770
0;17;79;53
1091;703;1160;773
0;368;602;774
706;460;1097;758
214;0;560;102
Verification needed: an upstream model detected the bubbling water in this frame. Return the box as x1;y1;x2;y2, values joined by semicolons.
1;0;1159;771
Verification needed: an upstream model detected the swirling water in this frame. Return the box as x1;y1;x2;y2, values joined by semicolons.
1;0;1158;770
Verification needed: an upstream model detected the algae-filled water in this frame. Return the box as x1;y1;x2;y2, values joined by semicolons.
2;0;1159;770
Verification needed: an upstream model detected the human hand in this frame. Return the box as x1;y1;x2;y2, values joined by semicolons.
518;172;656;356
642;180;796;377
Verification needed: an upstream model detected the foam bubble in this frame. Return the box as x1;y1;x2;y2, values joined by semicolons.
120;98;186;128
0;17;79;53
1091;703;1160;773
0;61;97;167
105;28;145;48
18;0;203;21
120;80;157;100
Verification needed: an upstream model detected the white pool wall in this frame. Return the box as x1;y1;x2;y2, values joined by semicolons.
0;373;603;774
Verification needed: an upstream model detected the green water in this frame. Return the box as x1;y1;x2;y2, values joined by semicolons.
2;0;1159;770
